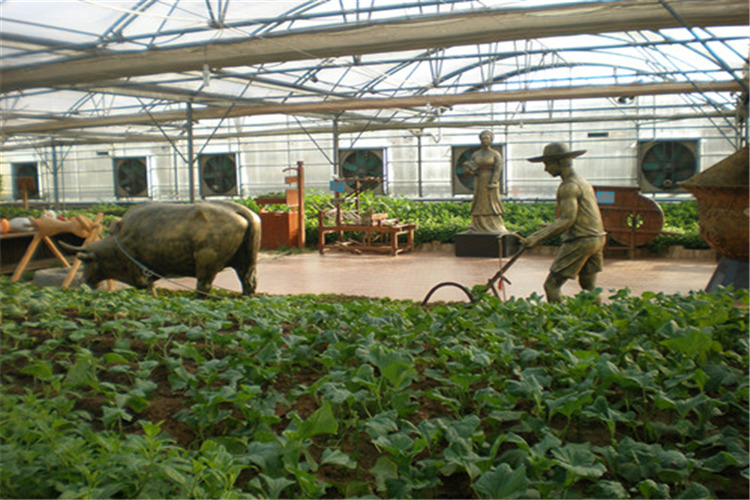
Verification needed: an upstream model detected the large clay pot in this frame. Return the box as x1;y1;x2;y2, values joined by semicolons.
680;147;749;260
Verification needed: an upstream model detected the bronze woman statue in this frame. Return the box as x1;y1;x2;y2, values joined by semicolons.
463;130;508;234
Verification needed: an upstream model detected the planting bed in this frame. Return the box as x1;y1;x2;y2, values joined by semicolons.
1;277;747;498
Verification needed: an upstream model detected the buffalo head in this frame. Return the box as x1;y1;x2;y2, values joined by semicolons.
59;238;150;290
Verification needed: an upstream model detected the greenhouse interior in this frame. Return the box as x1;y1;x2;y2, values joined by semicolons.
1;1;749;499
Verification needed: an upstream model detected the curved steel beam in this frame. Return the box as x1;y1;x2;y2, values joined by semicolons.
1;0;746;92
1;80;741;137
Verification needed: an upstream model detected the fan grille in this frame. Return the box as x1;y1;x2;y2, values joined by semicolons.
115;157;148;197
339;149;383;192
639;141;697;192
200;154;238;195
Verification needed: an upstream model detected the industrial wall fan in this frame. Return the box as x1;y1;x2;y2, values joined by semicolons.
114;157;148;198
638;140;698;192
452;146;479;195
339;149;384;193
200;153;238;196
12;162;39;199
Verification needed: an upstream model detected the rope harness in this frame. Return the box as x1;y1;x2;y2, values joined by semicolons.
112;235;215;297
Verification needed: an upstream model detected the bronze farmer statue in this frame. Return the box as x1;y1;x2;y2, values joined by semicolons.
463;130;508;234
524;143;606;302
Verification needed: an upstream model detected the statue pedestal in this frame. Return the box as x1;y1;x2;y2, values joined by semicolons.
455;232;521;258
706;256;749;292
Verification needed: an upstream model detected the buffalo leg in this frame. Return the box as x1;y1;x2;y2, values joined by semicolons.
228;249;257;295
235;265;257;296
195;249;222;297
196;277;214;297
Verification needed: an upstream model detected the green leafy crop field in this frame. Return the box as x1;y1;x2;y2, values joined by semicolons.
1;279;747;498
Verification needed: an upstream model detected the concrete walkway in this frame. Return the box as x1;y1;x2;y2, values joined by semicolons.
157;249;718;302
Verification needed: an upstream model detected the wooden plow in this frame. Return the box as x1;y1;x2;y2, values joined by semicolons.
421;246;526;306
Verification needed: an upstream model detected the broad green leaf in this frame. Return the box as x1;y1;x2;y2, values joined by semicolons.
445;415;481;444
673;393;710;419
636;479;671;499
318;381;354;404
531;431;562;457
321;448;356;468
592;480;629;498
343;481;374;498
293;467;327;498
260;474;295;499
660;327;722;365
474;464;528;499
654;447;689;470
298;400;338;440
102;352;129;365
703;363;742;392
507;367;549;398
382;359;417;390
19;361;54;381
701;450;746;472
247;441;283;471
168;365;197;391
503;432;531;453
370;456;398;494
519;348;541;366
385;478;409;499
442;440;481;479
547;389;593;419
126;395;149;413
210;436;248;455
552;442;606;479
676;482;710;499
693;367;708;392
63;355;98;388
352;364;377;389
131;377;158;397
373;432;414;458
449;372;482;391
581;395;631;439
488;410;525;423
365;410;399;439
360;344;408;372
101;405;132;426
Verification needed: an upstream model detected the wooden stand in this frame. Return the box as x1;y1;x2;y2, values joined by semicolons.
60;214;107;289
17;178;36;210
10;213;112;289
317;177;416;256
10;230;71;281
255;161;305;250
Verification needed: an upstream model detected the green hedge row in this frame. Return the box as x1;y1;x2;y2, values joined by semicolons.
1;194;706;251
265;192;706;252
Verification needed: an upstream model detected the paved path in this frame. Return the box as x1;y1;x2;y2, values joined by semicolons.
157;250;717;302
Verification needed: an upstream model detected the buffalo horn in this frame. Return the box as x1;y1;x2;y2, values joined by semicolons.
58;241;85;253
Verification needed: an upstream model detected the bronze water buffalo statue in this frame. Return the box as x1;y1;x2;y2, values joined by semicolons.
61;201;261;296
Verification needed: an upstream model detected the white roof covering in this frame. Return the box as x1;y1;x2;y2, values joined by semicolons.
1;0;747;149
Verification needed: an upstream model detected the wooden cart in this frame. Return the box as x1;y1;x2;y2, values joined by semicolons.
317;177;415;256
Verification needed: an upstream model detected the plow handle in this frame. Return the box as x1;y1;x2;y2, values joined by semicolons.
485;246;526;290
